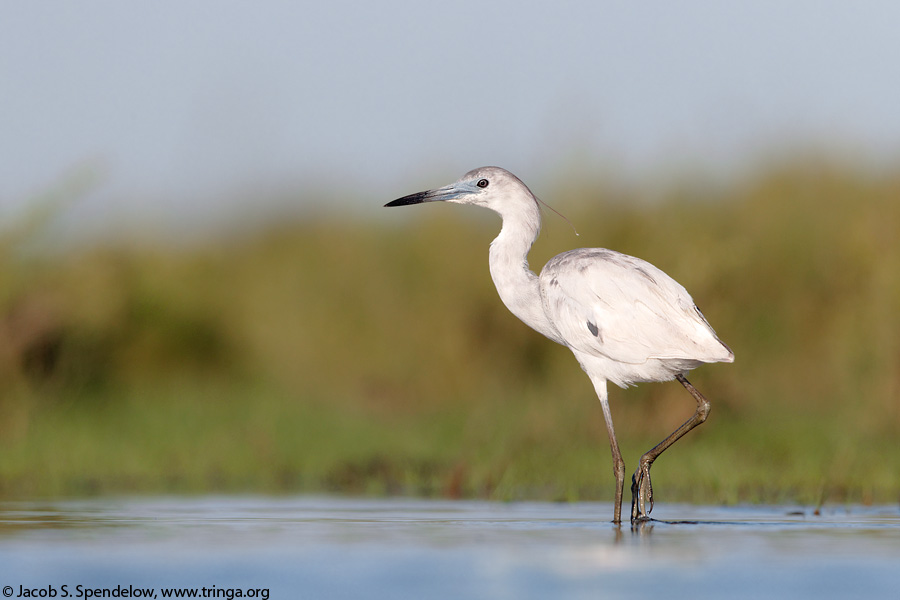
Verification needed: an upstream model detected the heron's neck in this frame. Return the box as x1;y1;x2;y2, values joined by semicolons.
488;207;564;344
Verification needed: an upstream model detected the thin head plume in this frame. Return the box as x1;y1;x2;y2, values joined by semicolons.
535;195;579;236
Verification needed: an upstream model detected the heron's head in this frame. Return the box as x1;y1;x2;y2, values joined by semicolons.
385;167;539;217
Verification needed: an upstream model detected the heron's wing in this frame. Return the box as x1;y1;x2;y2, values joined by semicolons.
540;249;730;365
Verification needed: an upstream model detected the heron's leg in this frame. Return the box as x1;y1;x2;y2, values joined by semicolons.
592;379;625;524
631;374;710;522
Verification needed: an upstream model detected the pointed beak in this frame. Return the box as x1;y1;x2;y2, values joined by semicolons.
385;184;469;207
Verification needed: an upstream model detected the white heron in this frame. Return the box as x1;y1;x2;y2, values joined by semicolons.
385;166;734;523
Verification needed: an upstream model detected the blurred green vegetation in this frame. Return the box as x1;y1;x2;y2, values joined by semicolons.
0;160;898;507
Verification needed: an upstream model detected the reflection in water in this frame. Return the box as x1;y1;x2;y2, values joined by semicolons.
0;498;898;599
631;518;654;539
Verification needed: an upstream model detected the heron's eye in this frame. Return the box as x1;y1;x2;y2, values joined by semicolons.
477;179;489;188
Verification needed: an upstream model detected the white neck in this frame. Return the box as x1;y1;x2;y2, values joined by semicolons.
487;203;565;345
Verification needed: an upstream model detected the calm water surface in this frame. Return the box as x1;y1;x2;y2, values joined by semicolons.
0;497;897;599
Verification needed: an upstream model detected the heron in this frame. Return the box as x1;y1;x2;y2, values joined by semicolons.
385;166;733;523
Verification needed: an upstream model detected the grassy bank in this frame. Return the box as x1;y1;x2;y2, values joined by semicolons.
1;162;898;506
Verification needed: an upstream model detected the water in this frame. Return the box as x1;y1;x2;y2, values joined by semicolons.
0;497;898;599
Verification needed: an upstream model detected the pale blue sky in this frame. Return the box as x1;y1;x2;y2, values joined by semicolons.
2;0;899;232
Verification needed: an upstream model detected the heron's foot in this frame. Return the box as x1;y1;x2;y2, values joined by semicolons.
630;462;654;522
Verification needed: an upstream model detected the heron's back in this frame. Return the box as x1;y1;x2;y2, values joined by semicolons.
539;248;732;384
